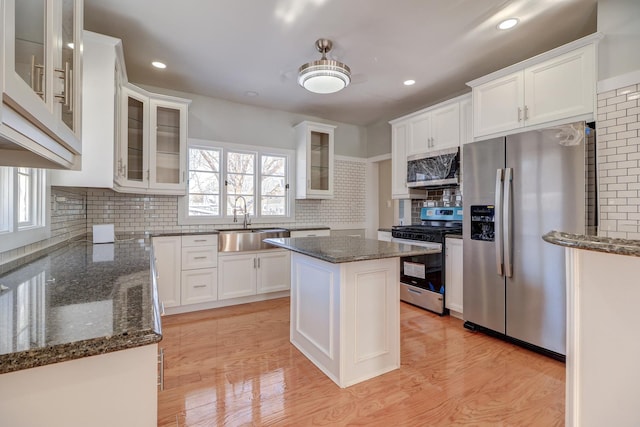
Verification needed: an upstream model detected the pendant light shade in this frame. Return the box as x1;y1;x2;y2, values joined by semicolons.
298;39;351;94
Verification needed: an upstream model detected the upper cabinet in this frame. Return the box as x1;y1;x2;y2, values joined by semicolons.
51;31;190;195
115;85;189;194
390;93;469;200
469;35;601;139
295;121;335;199
0;0;83;169
407;102;460;156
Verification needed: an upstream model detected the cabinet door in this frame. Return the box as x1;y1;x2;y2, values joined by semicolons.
149;99;187;193
445;238;463;314
181;246;217;270
473;71;524;138
431;102;460;150
153;236;182;308
377;231;392;242
257;251;291;293
408;112;430;156
181;268;217;305
218;253;257;300
118;86;149;189
391;122;410;199
459;95;473;145
524;45;595;127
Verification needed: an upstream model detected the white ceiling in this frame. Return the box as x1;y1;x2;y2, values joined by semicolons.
83;0;597;126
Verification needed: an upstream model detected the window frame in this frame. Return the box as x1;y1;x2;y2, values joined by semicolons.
178;139;295;225
0;167;50;253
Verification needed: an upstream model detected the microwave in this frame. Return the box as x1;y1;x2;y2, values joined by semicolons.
406;147;459;188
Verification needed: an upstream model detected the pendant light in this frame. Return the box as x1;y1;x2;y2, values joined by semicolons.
298;39;351;94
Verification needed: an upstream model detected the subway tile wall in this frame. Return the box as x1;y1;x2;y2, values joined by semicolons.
0;187;87;273
410;188;462;224
597;81;640;239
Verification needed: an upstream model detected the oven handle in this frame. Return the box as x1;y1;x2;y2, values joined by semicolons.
407;288;423;295
495;168;504;277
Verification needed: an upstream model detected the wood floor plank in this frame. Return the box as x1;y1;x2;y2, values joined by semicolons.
158;298;564;426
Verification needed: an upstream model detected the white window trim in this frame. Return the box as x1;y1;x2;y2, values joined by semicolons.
178;138;296;226
0;168;51;253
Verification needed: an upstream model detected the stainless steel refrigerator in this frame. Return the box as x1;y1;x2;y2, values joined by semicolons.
462;121;587;358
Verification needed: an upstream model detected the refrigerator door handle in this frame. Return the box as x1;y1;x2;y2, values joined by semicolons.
495;169;504;276
503;167;514;278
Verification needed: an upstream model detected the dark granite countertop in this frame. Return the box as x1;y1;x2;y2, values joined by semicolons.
151;230;219;237
543;230;640;257
264;236;440;263
0;239;161;375
282;225;330;231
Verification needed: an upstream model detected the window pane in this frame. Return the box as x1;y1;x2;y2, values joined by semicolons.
189;171;219;194
188;147;220;217
227;152;254;174
262;156;285;176
17;168;31;225
227;196;254;216
0;168;9;232
189;195;219;216
190;148;219;172
261;197;285;216
226;173;254;195
261;176;285;196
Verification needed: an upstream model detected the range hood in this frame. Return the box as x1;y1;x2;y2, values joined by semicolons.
406;147;459;188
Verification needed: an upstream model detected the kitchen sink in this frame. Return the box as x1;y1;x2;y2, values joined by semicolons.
218;228;290;252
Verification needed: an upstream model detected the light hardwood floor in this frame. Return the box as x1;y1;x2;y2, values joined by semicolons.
158;298;565;426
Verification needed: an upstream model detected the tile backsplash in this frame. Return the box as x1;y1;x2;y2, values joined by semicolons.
410;187;461;224
596;81;640;239
0;158;367;269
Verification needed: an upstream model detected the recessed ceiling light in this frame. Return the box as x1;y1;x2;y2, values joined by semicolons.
498;18;519;30
245;91;259;97
404;80;416;86
151;61;167;69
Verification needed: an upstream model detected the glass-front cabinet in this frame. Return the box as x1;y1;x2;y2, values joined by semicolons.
294;121;335;199
1;0;83;166
115;84;189;194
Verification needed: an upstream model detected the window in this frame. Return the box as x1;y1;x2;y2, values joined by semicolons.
181;140;292;224
0;167;49;252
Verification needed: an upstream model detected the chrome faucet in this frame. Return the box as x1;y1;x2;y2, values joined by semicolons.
233;196;251;229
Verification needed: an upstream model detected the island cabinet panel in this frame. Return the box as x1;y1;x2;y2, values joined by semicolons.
290;252;400;388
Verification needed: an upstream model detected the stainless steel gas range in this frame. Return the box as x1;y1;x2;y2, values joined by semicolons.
391;207;463;315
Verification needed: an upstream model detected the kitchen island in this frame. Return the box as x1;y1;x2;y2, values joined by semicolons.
265;236;439;388
0;239;161;427
543;231;640;427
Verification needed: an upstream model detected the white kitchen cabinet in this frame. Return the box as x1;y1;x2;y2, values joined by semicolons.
256;250;291;293
470;42;596;138
218;250;291;300
407;102;460;156
115;84;189;195
377;231;392;241
295;121;335;199
390;121;424;200
445;236;463;317
181;268;217;305
290;229;331;238
152;236;182;309
0;0;83;169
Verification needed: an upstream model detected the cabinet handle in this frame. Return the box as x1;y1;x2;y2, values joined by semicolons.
158;348;165;391
517;107;522;122
193;284;207;289
257;258;261;268
147;170;150;180
193;256;207;260
524;105;529;121
31;55;45;99
54;61;71;110
194;239;207;242
253;258;257;268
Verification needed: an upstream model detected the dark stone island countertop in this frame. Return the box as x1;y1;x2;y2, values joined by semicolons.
264;236;440;263
543;230;640;257
0;239;161;375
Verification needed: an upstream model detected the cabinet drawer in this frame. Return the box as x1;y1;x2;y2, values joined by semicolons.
290;229;330;238
181;268;217;305
182;235;218;247
182;247;217;269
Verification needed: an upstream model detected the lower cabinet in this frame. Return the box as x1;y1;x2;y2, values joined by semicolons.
218;250;291;300
181;268;217;305
445;237;463;317
153;236;182;308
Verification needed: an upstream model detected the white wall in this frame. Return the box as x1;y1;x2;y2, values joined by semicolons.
597;0;640;81
138;84;368;158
